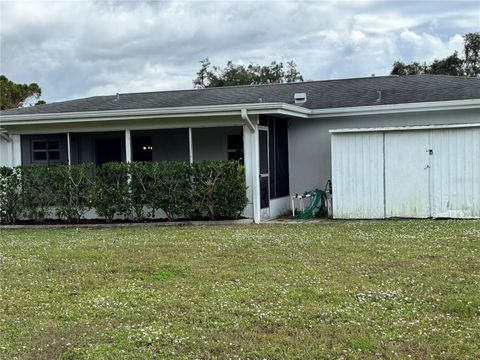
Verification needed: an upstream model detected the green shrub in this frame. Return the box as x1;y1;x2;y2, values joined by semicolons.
18;165;55;223
0;166;21;224
150;161;191;221
94;162;131;221
211;161;248;219
0;160;248;224
129;162;154;221
53;163;96;223
190;161;247;220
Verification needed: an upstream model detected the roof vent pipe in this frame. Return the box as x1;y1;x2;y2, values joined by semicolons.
294;92;307;104
376;90;382;103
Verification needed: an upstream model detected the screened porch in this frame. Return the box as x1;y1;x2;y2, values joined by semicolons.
20;127;244;167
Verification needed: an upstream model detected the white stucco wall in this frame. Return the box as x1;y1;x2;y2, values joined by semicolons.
288;108;480;195
0;137;12;167
0;135;21;167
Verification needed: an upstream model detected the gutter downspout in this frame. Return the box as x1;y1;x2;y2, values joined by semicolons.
241;109;261;223
241;109;255;132
188;128;194;164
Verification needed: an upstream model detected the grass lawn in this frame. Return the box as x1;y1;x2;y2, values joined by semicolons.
1;220;479;359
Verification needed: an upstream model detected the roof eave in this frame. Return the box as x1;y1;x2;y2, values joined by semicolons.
0;102;310;126
0;99;478;126
309;99;480;118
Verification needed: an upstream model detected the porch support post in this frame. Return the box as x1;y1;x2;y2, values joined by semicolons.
67;132;71;165
11;135;21;167
243;115;260;223
188;128;194;164
125;129;132;163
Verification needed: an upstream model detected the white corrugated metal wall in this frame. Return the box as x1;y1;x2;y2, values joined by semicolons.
331;124;480;219
331;132;384;219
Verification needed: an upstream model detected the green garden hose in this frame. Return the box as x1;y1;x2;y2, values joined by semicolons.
294;189;325;219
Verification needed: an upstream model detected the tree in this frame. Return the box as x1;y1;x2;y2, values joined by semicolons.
429;51;464;76
193;59;304;88
390;32;479;77
464;32;480;76
391;61;428;76
0;75;45;110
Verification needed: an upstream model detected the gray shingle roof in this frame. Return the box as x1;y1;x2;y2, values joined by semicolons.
2;75;479;116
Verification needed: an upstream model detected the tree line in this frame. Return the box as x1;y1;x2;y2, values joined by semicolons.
391;32;479;76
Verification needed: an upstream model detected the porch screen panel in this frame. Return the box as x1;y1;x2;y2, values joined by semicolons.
132;136;153;162
153;129;189;162
131;129;189;162
265;116;290;199
259;130;269;174
273;117;289;198
69;132;125;165
95;138;123;165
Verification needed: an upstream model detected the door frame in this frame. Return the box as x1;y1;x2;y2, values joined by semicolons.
384;130;432;218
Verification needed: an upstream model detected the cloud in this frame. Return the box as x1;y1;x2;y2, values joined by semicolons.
398;30;464;61
0;0;477;102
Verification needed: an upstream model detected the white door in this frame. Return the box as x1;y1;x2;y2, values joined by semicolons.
385;131;431;218
430;127;480;218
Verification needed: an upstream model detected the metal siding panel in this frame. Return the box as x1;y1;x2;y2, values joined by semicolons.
385;131;431;218
332;132;384;219
431;127;480;218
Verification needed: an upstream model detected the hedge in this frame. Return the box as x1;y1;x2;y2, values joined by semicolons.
0;161;247;224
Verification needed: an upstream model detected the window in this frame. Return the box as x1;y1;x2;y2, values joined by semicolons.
32;139;60;163
22;134;67;166
227;134;244;162
48;141;60;160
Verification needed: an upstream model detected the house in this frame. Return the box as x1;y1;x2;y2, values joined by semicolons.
1;75;479;222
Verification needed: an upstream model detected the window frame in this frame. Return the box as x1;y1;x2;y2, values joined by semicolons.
31;138;61;165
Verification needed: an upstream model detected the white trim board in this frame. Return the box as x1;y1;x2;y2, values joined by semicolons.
269;196;291;219
330;122;480;134
310;99;480;118
0;103;310;125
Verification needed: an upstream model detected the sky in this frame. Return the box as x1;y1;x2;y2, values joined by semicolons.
0;0;479;103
